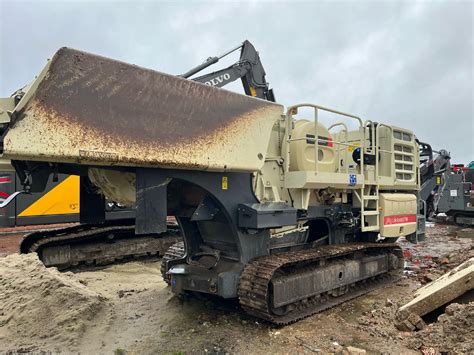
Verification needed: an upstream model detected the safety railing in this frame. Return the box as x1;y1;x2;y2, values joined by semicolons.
364;120;376;155
328;122;348;173
285;103;363;175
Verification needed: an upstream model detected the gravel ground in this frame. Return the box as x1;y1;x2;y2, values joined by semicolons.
0;221;472;354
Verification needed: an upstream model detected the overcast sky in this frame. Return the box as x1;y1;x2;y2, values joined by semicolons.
0;0;472;163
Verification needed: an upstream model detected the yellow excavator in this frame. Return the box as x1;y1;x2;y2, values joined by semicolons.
0;160;80;226
0;159;134;227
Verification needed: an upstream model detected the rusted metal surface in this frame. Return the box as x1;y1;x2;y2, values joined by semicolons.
3;48;283;172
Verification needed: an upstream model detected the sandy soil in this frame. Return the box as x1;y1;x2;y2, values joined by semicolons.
0;253;107;352
0;222;472;354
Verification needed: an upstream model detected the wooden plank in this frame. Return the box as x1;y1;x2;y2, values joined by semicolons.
397;258;473;326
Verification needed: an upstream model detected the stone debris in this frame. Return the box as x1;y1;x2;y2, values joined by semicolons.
396;257;473;330
345;346;366;354
408;302;474;354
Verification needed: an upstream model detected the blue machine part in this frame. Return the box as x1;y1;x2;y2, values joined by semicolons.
349;174;357;186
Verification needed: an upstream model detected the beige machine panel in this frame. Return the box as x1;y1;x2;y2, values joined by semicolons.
2;48;283;173
289;120;335;173
379;193;417;238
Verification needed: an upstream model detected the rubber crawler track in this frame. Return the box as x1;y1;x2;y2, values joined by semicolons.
20;221;181;269
160;241;185;284
238;243;403;325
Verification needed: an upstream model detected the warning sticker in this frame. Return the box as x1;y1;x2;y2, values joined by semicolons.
347;143;360;152
222;176;228;190
450;190;457;197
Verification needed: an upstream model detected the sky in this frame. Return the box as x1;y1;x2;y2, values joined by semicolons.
0;0;472;163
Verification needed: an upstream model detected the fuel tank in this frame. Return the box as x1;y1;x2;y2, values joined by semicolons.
2;48;283;172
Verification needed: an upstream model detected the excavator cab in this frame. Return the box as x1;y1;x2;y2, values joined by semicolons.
418;141;434;185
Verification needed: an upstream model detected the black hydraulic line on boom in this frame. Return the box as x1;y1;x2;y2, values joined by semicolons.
181;40;276;102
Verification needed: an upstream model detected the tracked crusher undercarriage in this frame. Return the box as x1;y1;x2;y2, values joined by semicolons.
0;47;421;323
19;220;181;269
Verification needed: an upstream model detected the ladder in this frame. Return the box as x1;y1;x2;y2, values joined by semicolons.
360;184;380;232
360;121;380;232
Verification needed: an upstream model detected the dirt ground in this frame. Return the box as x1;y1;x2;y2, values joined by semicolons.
0;221;472;354
0;223;76;257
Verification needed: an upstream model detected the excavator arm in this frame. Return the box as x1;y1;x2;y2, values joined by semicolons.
181;40;275;102
417;140;452;217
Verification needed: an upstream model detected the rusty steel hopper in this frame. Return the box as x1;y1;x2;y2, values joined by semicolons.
2;48;283;172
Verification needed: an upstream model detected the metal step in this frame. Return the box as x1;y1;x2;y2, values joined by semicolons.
363;210;379;216
362;226;379;232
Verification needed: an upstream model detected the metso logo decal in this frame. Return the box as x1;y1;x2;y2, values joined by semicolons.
383;214;416;225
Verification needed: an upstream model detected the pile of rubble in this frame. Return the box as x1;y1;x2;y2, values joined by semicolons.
395;255;474;353
397;257;473;328
408;302;474;353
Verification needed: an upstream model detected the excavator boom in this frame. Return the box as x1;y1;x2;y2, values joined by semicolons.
183;40;275;102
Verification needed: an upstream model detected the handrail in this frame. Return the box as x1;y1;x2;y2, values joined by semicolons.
286;103;364;175
286;104;363;127
328;122;349;132
287;137;352;147
328;122;349;146
328;123;348;173
364;120;376;154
